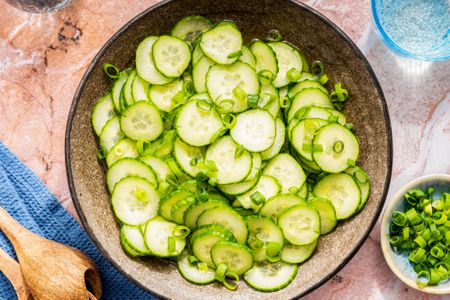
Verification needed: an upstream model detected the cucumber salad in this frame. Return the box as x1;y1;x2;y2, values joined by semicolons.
91;15;371;292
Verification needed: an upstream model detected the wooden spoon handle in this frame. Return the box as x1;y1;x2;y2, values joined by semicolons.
0;247;32;300
0;207;29;246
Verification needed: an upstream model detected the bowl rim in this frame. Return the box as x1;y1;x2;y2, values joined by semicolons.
65;0;393;298
380;173;450;294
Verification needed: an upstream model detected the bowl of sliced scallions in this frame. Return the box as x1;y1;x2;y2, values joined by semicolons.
381;174;450;294
66;0;392;298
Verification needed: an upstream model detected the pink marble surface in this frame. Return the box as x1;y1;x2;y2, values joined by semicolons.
0;0;449;299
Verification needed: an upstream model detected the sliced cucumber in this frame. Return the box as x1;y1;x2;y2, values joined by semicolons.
196;206;248;244
205;136;252;184
312;123;359;173
258;82;280;117
136;36;173;85
92;93;115;136
261;118;286;161
230;108;276;152
287;88;333;121
173;138;206;177
262;154;306;194
123;69;137;108
175;98;224;147
192;44;204;65
111;177;159;225
250;40;278;78
211;241;254;274
309;198;337;235
218;153;262;195
177;251;216;285
290;118;329;161
99;116;124;154
131;75;150;102
120;101;163;142
121;224;150;254
259;194;305;221
144;216;186;257
106;158;158;192
246;215;284;262
190;224;236;243
281;240;318;264
297;182;309;199
106;138;138;167
313;173;361;220
171;196;196;224
191;230;232;267
239;45;256;68
278;204;320;245
237;175;281;211
171;15;212;42
159;190;193;222
148;78;185;112
111;70;131;112
244;261;298;292
200;21;243;65
140;154;172;185
288;80;328;99
289;106;346;125
184;200;228;229
193;56;215;93
268;42;302;88
206;61;259;113
152;35;191;78
120;233;143;257
345;166;371;211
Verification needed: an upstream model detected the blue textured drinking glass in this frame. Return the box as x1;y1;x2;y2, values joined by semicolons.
372;0;450;61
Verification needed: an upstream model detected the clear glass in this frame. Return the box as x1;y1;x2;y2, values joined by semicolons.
372;0;450;61
6;0;71;13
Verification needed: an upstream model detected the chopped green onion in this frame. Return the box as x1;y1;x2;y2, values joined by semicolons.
195;172;209;182
344;123;355;132
330;83;349;103
168;236;176;253
102;63;120;79
389;235;402;247
222;113;236;129
197;262;209;271
430;245;445;259
429;268;442;285
293;107;310;120
327;115;339;123
406;208;421;225
234;144;244;159
223;272;239;290
188;256;198;265
97;149;105;159
311;61;328;84
196;99;213;112
214;263;228;282
247;94;260;107
249;239;264;249
302;143;323;152
194;188;209;202
392;211;408;227
265;30;283;42
414;236;427;249
217;99;235;113
233;85;247;101
227;50;243;59
402;227;410;240
332;140;344;153
409;248;426;263
280;97;290;108
258;69;274;82
173;225;190;238
287;68;301;82
190;157;198;166
432;200;445;211
347;159;356;167
250;191;265;205
318;73;329;85
208;177;218;186
417;270;430;288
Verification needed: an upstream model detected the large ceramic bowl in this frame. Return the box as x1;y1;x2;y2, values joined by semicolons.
65;0;392;298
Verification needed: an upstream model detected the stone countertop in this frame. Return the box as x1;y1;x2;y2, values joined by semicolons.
0;0;449;298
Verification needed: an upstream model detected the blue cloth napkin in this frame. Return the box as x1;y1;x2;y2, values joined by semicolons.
0;142;158;300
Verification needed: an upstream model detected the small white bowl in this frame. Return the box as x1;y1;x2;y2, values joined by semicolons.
381;174;450;294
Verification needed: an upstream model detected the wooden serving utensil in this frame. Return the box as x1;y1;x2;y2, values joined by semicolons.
0;246;32;299
0;207;102;299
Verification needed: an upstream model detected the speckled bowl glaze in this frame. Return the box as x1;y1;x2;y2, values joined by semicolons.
381;174;450;294
65;0;392;298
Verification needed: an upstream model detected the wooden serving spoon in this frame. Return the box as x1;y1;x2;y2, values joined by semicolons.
0;207;102;299
0;246;33;299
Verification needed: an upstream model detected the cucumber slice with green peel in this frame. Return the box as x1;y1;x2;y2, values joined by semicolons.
309;198;337;235
144;216;186;257
268;42;302;88
159;190;193;222
120;233;143;257
289;106;346;125
91;93;115;136
171;15;213;42
297;183;309;199
172;197;197;225
188;92;210;101
111;177;159;225
230;108;276;152
262;154;306;194
287;88;333;121
121;224;150;254
298;155;322;173
190;224;236;243
244;261;298;292
184;200;229;229
106;158;158;192
140;154;173;185
288;80;328;99
196;206;249;244
258;82;280;117
136;36;174;85
111;70;131;112
100;116;124;154
205;136;252;185
259;194;306;222
250;40;278;78
246;215;284;262
261;118;285;161
200;21;243;65
177;251;216;285
148;78;186;112
239;45;256;68
191;231;232;267
123;69;137;108
313;173;361;220
206;62;259;113
237;175;281;211
278;204;320;245
106;138;138;167
193;56;215;93
244;152;262;181
297;72;317;83
211;241;254;275
312;123;359;173
290;118;329;161
208;192;229;202
131;75;150;102
152;35;191;78
175;98;225;147
345;166;371;212
173;138;206;177
280;240;318;264
120;102;163;142
192;44;204;65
